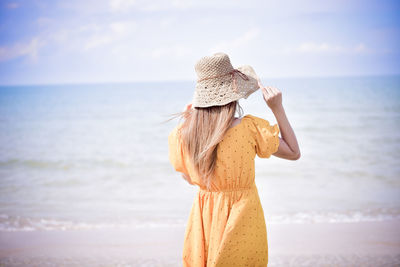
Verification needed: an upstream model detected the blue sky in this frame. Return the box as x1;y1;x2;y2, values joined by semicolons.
0;0;399;85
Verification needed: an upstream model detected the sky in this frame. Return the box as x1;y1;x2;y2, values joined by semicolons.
0;0;399;85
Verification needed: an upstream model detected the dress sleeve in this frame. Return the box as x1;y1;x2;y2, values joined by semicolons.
247;115;280;158
168;124;189;174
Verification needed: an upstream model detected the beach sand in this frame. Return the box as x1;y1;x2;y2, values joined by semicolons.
0;219;399;266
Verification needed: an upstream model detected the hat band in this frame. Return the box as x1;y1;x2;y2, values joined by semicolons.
197;69;249;92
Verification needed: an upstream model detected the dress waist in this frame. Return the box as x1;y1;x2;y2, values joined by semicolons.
198;182;256;193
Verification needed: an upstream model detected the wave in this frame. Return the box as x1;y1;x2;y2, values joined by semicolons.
1;210;399;232
0;158;134;170
0;214;186;232
266;209;400;224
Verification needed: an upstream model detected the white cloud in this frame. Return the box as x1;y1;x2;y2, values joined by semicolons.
110;21;137;35
159;17;176;29
36;17;53;26
85;35;113;50
108;0;198;12
354;43;368;53
283;42;370;54
150;44;192;59
0;37;45;62
209;28;260;53
51;29;70;43
170;0;195;9
6;2;19;9
83;21;137;50
298;42;345;53
109;0;136;11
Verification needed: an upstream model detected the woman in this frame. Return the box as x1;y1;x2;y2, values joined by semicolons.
168;52;300;266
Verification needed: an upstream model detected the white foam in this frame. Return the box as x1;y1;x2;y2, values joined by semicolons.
1;211;399;232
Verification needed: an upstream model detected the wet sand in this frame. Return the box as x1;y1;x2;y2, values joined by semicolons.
0;219;399;266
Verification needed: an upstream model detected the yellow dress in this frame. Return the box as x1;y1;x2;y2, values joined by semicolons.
168;114;280;267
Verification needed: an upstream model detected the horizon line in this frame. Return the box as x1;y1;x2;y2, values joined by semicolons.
0;73;399;87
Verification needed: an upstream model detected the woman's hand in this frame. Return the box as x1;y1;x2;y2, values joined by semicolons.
257;78;282;111
183;103;192;119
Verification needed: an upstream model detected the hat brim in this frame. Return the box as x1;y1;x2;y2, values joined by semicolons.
235;65;260;99
192;64;260;108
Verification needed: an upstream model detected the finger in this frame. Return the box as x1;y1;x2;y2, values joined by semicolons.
261;87;269;97
265;86;274;95
268;86;277;95
271;86;280;94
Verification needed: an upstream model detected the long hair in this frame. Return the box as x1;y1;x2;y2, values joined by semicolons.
172;101;243;190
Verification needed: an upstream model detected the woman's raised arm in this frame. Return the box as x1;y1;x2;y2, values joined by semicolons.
258;79;301;160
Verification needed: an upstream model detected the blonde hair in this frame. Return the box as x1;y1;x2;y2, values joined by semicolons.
176;101;243;190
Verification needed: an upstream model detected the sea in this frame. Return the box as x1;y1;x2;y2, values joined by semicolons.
0;75;399;232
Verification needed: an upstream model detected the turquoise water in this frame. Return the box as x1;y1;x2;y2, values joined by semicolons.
0;75;399;231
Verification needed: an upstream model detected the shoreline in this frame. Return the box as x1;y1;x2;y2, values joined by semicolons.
0;219;399;266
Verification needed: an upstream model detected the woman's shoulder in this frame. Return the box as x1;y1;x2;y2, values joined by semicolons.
242;114;259;120
241;114;272;125
231;114;263;133
241;114;278;134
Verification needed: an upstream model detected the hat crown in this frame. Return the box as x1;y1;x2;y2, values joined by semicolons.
195;52;234;80
192;52;259;108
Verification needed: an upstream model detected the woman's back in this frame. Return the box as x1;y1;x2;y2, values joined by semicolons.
168;114;280;266
169;114;279;191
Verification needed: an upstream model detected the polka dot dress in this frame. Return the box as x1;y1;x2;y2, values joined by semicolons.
168;114;280;267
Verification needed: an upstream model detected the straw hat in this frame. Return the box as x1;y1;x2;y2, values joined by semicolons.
192;52;260;108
